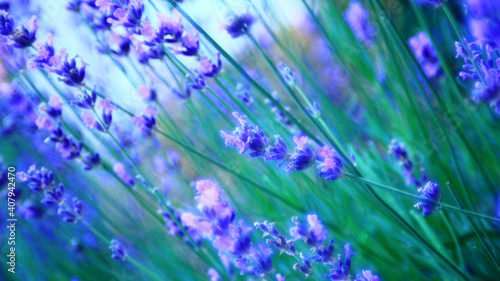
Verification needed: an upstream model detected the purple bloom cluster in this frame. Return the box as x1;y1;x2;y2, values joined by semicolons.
388;139;427;188
18;165;84;223
255;215;380;280
344;1;376;43
224;11;256;38
465;0;500;47
456;39;500;114
109;239;127;261
181;180;274;277
409;31;442;78
414;181;442;216
0;7;37;49
221;112;345;181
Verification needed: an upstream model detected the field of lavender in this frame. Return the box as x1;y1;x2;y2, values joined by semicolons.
0;0;499;280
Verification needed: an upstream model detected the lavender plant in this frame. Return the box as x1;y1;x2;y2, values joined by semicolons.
1;0;500;280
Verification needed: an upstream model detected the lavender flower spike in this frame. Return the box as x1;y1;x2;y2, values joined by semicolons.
344;1;376;43
415;181;442;216
284;136;315;172
109;239;127;261
221;112;269;158
408;31;442;78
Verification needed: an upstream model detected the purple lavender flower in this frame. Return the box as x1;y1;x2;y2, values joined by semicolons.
264;135;289;167
113;163;135;186
221;112;269;158
200;53;222;78
17;165;54;192
356;270;380;281
466;0;500;46
72;89;97;109
41;183;64;206
82;152;100;170
317;146;345;181
132;105;158;134
155;12;183;43
324;244;357;280
388;139;422;187
58;197;83;223
408;31;442;78
0;1;10;11
0;10;14;36
415;181;442;216
55;56;87;87
344;1;376;43
109;239;127;261
180;32;199;56
455;40;500;114
96;98;117;127
277;62;297;85
290;215;328;248
225;11;256;38
284;136;315;172
9;16;38;48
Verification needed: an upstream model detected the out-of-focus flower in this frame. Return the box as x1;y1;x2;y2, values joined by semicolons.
409;31;442;78
225;11;256;38
200;53;222;78
18;165;54;192
324;244;357;280
58;197;83;223
109;239;127;261
344;1;376;43
264;135;289;167
290;215;328;248
113;162;135;185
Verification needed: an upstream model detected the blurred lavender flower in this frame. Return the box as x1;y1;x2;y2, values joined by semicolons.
155;12;183;43
82;152;100;170
0;10;14;36
200;53;222;78
344;1;376;43
284;136;315;172
225;11;256;38
221;112;269;158
109;239;127;261
388;139;422;187
55;56;87;87
277;62;297;85
456;40;500;114
58;197;83;223
356;270;380;281
96;98;118;127
113;163;135;186
137;85;157;101
132;105;158;135
465;0;500;46
409;31;442;78
10;16;38;48
41;183;64;206
414;181;442;216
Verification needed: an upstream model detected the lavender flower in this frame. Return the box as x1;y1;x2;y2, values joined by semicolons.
72;89;97;109
200;53;222;78
55;56;87;87
264;135;289;167
456;40;500;114
356;270;380;281
109;239;127;261
155;12;183;43
41;183;64;206
225;11;256;38
388;139;422;187
290;215;328;248
82;152;100;170
414;181;442;216
277;62;297;85
10;16;38;48
317;146;345;181
284;136;315;172
221;112;269;158
409;31;441;78
344;1;376;43
132;105;158;134
466;0;500;46
58;197;83;223
96;98;117;127
324;244;357;280
0;10;14;36
113;163;135;186
17;165;54;192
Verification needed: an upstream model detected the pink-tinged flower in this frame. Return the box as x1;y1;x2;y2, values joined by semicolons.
95;0;113;12
144;105;158;116
107;8;129;26
213;235;235;252
362;270;380;281
140;20;157;40
48;48;67;69
97;98;117;113
276;273;286;281
113;163;135;185
199;53;222;77
207;268;220;281
317;145;344;181
48;96;63;111
195;180;222;208
35;116;54;130
307;215;328;242
81;112;96;129
28;16;39;31
108;32;123;46
137;85;150;99
293;136;308;147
